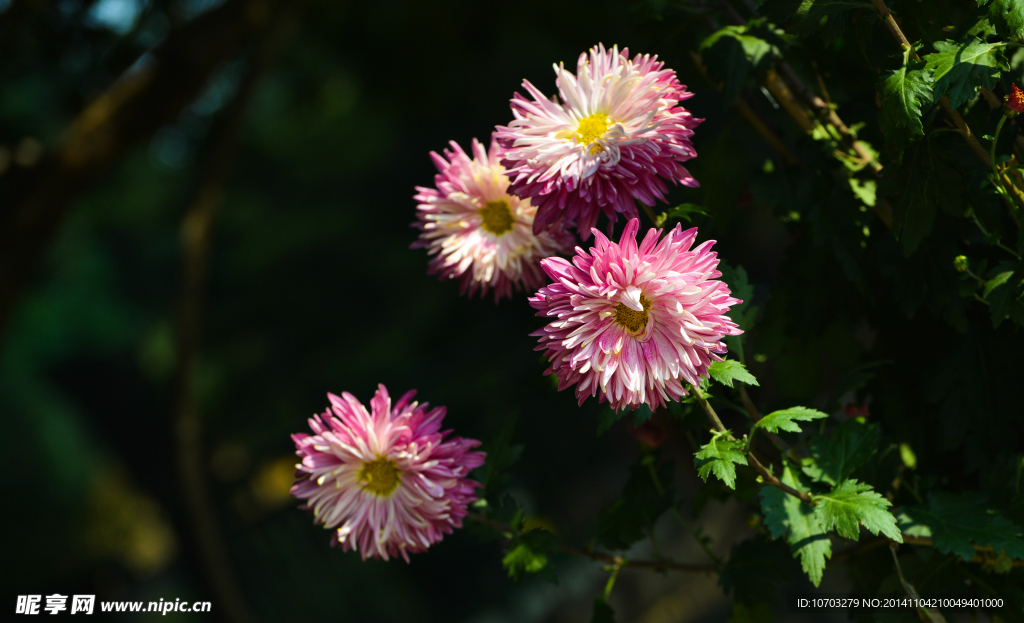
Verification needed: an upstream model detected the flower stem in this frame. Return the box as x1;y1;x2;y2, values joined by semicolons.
602;563;622;600
991;115;1008;185
690;383;815;505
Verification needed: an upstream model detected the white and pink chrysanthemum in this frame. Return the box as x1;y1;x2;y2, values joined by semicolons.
413;138;574;302
530;219;741;412
291;385;485;561
496;44;702;239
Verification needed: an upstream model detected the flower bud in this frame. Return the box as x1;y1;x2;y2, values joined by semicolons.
954;255;969;273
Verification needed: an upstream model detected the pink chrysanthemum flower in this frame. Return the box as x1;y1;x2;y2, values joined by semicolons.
413;138;574;302
530;219;741;412
496;44;701;239
291;385;485;561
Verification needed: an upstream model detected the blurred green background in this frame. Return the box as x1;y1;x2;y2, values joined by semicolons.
2;0;1022;621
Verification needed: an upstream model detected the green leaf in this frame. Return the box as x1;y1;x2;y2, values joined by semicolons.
754;406;828;434
878;47;934;154
983;270;1014;298
759;465;832;586
924;38;1007;110
761;0;872;44
881;136;966;253
813;479;903;541
708;359;759;388
479;414;523;492
967;15;998;37
804;418;880;485
597;408;629;436
889;137;935;253
694;430;749;490
987;266;1024;327
700;20;783;101
502;528;559;583
493;494;525;533
596;455;673;550
632;404;654;427
591;597;616;623
989;0;1024;39
664;203;709;223
898;492;1024;561
825;360;888;410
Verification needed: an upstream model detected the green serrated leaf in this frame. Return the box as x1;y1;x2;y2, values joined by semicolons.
755;406;828;434
700;20;783;101
502;528;559;583
759;465;832;586
591;597;616;623
695;430;749;489
813;479;902;541
596;455;673;550
493;494;525;533
967;15;998;37
804;418;880;485
989;0;1024;39
878;47;934;154
708;359;760;388
924;38;1007;110
987;266;1024;327
898;492;1024;561
983;270;1014;297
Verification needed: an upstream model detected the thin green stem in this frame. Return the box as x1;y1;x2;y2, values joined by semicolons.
969;209;1021;259
603;563;622;600
690;384;728;433
689;383;816;505
991;114;1008;187
965;268;986;285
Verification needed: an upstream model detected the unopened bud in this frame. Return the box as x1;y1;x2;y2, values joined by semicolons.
953;255;969;273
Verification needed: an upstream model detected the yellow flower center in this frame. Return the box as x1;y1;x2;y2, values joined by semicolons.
358;456;402;497
613;296;651;334
479;199;515;236
575;113;611;145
